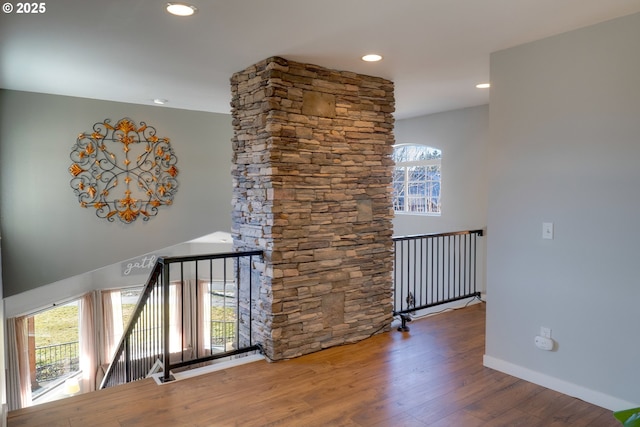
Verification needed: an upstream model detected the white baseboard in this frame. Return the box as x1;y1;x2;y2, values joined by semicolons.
483;355;638;411
152;353;265;386
411;295;484;318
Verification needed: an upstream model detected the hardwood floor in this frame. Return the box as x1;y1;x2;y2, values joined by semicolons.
8;303;619;426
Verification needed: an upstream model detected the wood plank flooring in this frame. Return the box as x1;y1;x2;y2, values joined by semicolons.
8;303;619;426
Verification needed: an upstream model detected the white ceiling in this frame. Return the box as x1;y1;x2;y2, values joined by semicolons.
2;1;640;119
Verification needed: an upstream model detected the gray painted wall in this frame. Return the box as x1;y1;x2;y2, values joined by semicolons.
486;12;640;408
0;90;234;297
393;105;489;236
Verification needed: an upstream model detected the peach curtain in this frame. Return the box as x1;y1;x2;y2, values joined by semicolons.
101;289;123;363
79;292;98;392
5;316;32;410
198;280;211;358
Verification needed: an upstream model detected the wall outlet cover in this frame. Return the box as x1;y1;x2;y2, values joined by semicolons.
535;335;554;351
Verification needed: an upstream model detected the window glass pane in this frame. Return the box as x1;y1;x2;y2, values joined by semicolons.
392;167;406;211
393;145;441;162
393;145;441;214
121;287;143;329
208;281;237;353
408;182;425;196
426;182;440;213
30;301;80;400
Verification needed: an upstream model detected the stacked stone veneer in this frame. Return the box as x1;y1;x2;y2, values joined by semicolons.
230;57;395;360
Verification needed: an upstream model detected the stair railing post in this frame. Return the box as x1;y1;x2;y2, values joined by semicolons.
124;338;131;383
162;260;173;383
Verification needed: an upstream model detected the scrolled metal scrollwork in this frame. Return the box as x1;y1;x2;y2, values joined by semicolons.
69;118;179;223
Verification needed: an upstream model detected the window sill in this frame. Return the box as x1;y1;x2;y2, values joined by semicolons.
394;211;441;217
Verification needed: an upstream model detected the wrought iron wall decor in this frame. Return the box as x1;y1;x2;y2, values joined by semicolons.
69;118;179;223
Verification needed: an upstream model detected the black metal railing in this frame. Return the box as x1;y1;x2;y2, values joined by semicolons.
35;341;79;383
393;229;483;331
100;250;263;389
211;320;235;347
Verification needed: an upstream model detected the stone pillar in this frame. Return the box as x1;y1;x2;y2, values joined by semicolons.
230;57;395;360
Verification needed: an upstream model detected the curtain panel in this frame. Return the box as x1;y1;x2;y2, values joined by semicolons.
5;316;32;410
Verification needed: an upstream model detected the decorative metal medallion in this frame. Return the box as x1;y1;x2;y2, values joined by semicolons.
69;118;179;223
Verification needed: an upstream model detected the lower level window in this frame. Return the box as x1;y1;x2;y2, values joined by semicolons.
28;301;80;401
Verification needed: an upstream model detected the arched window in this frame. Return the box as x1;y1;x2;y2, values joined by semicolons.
392;144;441;214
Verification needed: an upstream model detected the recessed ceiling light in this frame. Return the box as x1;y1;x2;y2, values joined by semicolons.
362;54;383;62
166;2;198;17
475;83;491;89
153;98;168;105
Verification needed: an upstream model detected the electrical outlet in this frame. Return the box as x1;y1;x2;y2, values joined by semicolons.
540;327;551;339
535;335;554;351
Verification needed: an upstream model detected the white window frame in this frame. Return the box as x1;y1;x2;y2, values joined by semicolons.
392;144;442;215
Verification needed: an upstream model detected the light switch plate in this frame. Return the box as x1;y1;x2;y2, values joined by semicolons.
542;222;553;240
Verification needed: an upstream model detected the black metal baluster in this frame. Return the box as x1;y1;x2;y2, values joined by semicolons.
249;254;254;347
235;257;240;350
463;233;468;296
162;261;172;382
447;235;451;301
211;258;215;354
194;260;199;361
